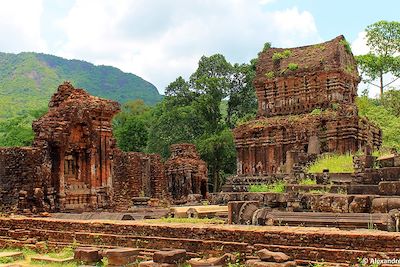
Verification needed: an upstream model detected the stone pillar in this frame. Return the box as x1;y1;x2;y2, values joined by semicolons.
89;148;98;208
58;148;66;210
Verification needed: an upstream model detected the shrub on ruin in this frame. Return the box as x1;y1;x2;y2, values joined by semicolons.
272;50;292;62
287;63;299;71
310;108;322;115
248;180;286;193
298;177;317;185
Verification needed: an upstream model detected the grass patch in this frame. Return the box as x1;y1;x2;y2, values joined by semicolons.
0;246;82;267
45;246;74;259
0;256;15;264
248;180;286;193
146;217;225;224
298;177;317;185
30;261;78;267
339;39;352;53
307;154;354;173
310;108;322;115
265;71;275;79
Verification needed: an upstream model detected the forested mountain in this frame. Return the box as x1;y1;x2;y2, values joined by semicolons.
0;52;162;119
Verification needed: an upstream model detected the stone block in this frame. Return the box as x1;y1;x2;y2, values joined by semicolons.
188;253;235;266
307;135;320;154
256;249;291;263
153;249;186;264
103;248;140;266
246;259;296;267
379;181;400;195
74;247;102;264
349;195;370;213
306;194;351;213
0;251;24;262
372;198;400;213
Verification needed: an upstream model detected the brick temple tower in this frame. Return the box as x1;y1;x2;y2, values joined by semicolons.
32;82;120;210
233;36;381;176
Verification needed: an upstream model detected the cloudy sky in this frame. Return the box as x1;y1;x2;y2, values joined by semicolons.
0;0;399;96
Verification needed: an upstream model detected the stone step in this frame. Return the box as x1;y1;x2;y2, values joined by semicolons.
0;251;24;262
30;256;75;264
258;211;390;230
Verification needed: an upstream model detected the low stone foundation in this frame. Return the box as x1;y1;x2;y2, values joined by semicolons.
0;217;399;264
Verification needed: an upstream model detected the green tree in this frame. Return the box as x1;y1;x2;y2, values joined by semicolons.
147;103;206;158
357;95;400;150
190;54;233;133
112;99;151;152
0;107;47;147
164;76;197;107
114;116;148;152
196;129;236;192
356;20;400;96
226;62;257;128
381;89;400;116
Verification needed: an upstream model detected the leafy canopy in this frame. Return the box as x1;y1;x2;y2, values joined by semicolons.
356;20;400;96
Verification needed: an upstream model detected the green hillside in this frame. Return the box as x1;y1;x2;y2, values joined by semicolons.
0;52;162;119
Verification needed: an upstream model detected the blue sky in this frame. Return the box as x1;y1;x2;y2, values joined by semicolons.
0;0;398;96
264;0;400;41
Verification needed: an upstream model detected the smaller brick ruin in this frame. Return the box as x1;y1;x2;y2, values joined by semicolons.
0;82;207;213
165;144;208;201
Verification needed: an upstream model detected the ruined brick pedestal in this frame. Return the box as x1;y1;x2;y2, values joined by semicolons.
165;144;208;201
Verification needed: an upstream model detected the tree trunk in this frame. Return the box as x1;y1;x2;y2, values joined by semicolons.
380;71;384;97
213;169;219;193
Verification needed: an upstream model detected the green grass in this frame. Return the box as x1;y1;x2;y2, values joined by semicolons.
298;177;317;185
310;108;322;115
45;246;74;259
248;180;286;193
0;246;83;267
307;154;354;173
0;256;15;264
146;217;225;224
30;260;78;267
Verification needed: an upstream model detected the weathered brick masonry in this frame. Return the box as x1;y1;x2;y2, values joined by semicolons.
0;147;49;212
165;144;208;200
0;82;207;212
0;217;399;264
234;36;382;175
112;151;166;211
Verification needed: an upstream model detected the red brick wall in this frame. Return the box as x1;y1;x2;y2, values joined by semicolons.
0;147;50;212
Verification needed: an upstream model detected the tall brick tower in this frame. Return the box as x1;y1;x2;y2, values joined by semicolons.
233;36;381;176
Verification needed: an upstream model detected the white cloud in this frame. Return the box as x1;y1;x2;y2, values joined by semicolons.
56;0;321;93
0;0;47;53
267;7;319;47
351;31;369;56
258;0;276;5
